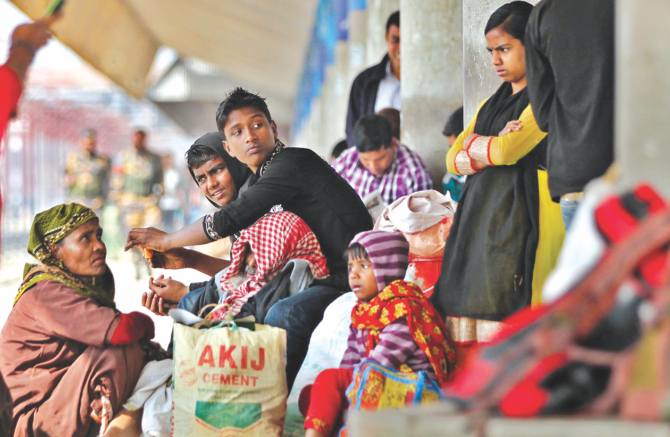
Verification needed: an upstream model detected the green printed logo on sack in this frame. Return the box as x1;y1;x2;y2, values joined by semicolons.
195;401;262;433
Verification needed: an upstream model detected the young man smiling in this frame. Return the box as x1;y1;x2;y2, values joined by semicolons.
127;88;372;389
140;132;252;315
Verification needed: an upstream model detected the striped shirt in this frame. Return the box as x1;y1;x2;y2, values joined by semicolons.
332;144;433;207
340;318;436;381
374;61;401;113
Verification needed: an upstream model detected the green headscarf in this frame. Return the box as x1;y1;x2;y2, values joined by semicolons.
15;203;116;308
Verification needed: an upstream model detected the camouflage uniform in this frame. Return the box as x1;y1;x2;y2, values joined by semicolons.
112;148;164;232
64;150;111;211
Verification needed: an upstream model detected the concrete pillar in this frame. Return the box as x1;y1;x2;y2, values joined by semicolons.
365;0;399;66
462;0;538;122
400;0;463;189
347;0;368;84
615;0;670;197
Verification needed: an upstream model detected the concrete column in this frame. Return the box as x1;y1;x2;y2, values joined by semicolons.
365;0;399;66
615;0;670;197
347;1;368;84
400;0;463;189
462;0;538;122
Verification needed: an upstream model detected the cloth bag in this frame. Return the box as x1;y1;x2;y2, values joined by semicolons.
339;360;443;437
172;322;287;437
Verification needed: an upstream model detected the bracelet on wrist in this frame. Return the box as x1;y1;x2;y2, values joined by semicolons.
9;40;36;56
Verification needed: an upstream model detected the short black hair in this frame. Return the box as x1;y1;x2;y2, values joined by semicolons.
484;1;534;44
345;243;370;262
353;115;393;153
134;129;147;137
331;139;349;160
185;144;217;171
386;11;400;34
443;106;464;137
376;108;400;139
215;87;273;140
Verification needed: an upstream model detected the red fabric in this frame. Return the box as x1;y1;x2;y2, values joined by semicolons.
110;312;155;346
211;211;329;319
351;280;455;385
595;186;669;288
499;352;569;417
0;65;21;142
0;65;22;256
303;368;353;436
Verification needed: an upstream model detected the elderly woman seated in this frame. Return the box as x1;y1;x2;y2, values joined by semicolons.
0;203;154;437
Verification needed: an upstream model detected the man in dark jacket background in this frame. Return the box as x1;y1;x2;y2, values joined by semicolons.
345;11;400;147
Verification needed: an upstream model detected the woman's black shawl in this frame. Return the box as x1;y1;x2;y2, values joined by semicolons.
431;82;546;321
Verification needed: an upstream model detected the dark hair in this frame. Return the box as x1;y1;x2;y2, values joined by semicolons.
345;243;369;262
185;144;217;171
442;106;464;137
331;139;349;159
386;11;400;34
353;114;393;153
215;87;273;139
134;129;147;137
484;1;534;44
377;108;401;139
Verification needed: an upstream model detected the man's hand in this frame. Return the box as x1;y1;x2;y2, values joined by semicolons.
148;247;191;270
499;120;523;137
141;290;172;316
149;275;188;303
125;227;169;252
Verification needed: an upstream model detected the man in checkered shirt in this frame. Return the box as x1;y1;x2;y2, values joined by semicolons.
332;113;433;210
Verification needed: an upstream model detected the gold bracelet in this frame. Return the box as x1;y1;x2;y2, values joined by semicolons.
468;135;493;165
455;150;477;175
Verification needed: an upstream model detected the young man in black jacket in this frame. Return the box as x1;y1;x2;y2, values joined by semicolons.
345;11;400;147
127;88;373;389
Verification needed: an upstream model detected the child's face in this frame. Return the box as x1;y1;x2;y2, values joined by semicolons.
243;245;257;278
348;254;379;302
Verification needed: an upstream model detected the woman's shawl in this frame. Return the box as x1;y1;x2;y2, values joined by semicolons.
432;82;545;321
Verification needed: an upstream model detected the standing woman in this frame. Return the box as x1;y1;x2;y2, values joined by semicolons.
431;2;564;359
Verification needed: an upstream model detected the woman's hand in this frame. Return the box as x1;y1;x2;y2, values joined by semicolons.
498;120;523;137
148;248;191;270
148;275;188;303
471;159;489;172
125;227;170;253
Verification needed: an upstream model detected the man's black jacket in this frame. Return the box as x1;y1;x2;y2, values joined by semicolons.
345;54;389;147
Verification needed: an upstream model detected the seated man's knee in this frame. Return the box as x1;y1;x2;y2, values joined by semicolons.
264;299;293;330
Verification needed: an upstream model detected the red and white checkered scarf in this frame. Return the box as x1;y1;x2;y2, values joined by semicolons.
213;211;329;319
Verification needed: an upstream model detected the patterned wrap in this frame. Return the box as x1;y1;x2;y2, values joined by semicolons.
211;211;329;319
15;203;116;309
350;230;409;293
26;203;98;266
351;280;456;385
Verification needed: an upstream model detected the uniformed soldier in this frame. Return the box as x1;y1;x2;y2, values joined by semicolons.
64;129;111;212
111;129;163;278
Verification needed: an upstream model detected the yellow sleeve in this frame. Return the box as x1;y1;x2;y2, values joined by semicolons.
488;104;547;166
446;100;487;175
